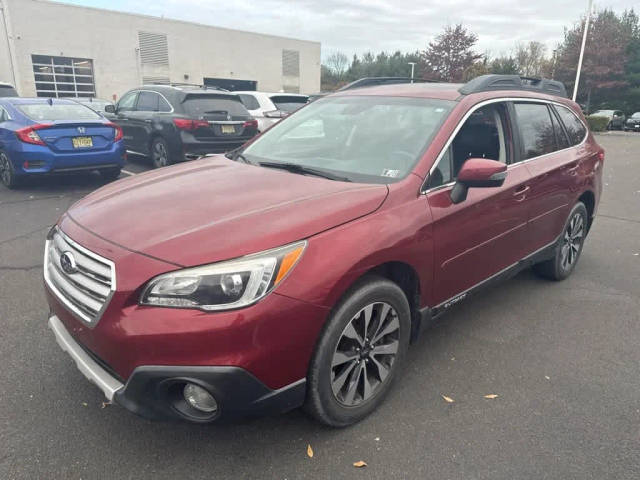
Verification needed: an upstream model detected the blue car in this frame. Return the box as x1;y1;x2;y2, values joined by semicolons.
0;97;126;189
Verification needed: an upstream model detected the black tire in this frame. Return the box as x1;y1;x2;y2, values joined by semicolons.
533;202;588;281
0;151;19;189
99;167;121;182
150;137;171;169
304;275;411;427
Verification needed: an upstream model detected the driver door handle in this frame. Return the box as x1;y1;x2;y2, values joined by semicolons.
513;185;530;201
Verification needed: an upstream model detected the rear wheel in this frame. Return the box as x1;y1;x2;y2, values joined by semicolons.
99;167;121;182
304;276;411;427
151;137;171;169
533;202;588;281
0;151;19;189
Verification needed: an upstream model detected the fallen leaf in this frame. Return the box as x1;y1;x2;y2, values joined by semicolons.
442;395;454;403
307;444;313;458
545;376;550;380
101;401;112;409
374;437;380;442
81;402;88;407
353;461;367;468
484;394;499;399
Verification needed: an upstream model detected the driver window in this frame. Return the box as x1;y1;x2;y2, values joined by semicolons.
117;92;138;112
428;103;509;189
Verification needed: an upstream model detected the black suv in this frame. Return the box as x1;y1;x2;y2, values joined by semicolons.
106;86;258;168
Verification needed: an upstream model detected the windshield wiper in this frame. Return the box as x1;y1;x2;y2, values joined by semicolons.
258;161;351;182
225;147;252;164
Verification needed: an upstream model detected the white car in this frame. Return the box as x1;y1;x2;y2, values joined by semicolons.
236;91;308;132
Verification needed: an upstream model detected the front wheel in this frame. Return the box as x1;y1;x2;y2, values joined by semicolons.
304;276;411;427
0;151;19;189
151;137;171;169
533;202;588;281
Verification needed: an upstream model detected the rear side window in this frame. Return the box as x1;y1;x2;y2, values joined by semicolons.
554;105;587;146
182;95;249;118
16;103;101;121
270;95;308;112
514;103;556;160
136;91;159;112
158;96;172;112
0;85;18;97
238;94;260;110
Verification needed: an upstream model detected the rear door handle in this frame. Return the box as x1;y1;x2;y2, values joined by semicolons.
514;185;530;195
566;162;579;172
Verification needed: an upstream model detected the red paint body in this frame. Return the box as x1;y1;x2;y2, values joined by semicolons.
46;86;603;391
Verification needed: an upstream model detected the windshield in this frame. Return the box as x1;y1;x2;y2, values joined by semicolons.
242;95;454;183
17;103;102;121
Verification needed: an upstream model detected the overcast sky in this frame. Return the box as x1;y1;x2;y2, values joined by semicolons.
65;0;636;59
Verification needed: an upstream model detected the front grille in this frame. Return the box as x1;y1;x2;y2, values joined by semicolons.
44;228;115;326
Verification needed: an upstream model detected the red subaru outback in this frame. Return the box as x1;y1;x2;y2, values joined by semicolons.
44;75;603;426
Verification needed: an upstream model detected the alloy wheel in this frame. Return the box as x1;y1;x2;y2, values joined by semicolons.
331;302;400;407
152;141;168;167
560;212;584;270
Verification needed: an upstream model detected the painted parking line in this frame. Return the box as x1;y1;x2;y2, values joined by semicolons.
121;169;137;176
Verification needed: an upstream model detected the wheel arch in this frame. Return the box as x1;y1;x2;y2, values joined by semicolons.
577;189;595;231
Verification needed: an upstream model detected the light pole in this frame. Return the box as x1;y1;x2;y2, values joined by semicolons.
573;0;593;101
408;62;417;83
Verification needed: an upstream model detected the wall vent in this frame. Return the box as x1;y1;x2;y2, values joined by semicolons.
138;31;169;66
282;49;300;77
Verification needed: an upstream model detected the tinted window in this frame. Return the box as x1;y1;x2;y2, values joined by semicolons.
118;92;137;112
182;95;249;119
514;103;555;160
270;95;308;112
238;94;260;110
17;102;101;121
244;96;454;184
550;109;569;149
555;105;586;146
0;85;18;97
428;103;509;188
158;96;172;112
136;91;159;112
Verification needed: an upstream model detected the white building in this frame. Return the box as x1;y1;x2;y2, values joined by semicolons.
0;0;321;100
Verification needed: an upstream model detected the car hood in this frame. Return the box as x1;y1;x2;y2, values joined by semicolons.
66;156;388;266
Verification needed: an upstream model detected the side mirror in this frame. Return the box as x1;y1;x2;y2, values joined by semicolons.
450;158;507;204
104;104;116;114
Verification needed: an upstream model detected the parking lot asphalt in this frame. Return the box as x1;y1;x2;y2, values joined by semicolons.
1;133;639;480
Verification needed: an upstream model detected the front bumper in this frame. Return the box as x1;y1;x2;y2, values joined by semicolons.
48;314;306;422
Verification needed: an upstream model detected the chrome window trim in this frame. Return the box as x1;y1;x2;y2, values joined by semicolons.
132;89;175;113
43;227;116;328
420;97;588;194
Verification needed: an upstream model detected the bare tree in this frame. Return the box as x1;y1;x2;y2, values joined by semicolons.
324;52;349;77
515;41;548;77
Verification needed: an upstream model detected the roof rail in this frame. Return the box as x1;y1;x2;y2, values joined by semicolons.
147;82;230;92
337;76;435;91
459;75;568;98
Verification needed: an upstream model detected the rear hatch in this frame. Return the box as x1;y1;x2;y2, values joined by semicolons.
181;93;256;139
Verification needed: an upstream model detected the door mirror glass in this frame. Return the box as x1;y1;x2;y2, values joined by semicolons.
450;158;507;204
104;104;115;113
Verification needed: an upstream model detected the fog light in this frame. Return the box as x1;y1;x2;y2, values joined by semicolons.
183;383;217;413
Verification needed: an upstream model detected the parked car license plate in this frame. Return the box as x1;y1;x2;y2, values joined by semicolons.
221;125;235;134
72;136;93;148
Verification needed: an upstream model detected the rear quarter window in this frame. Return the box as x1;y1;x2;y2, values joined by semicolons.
182;95;249;118
16;103;102;121
238;94;260;110
0;85;18;97
270;95;308;112
554;105;587;146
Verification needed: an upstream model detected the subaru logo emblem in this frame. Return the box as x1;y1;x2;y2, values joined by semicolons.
226;114;231;121
77;126;86;134
60;251;78;275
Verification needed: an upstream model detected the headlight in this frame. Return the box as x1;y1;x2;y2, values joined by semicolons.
140;241;306;311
